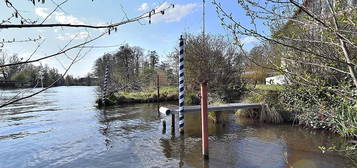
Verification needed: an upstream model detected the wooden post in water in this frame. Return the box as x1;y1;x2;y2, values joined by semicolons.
171;114;175;134
157;74;160;103
215;111;222;124
162;119;166;134
200;82;209;159
157;74;160;116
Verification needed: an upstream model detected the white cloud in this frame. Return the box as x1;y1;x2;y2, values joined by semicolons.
34;8;84;25
56;32;89;40
34;8;49;18
53;12;84;25
149;2;198;23
240;36;259;44
138;3;149;11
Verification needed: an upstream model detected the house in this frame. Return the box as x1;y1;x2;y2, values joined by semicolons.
268;0;356;85
266;75;289;85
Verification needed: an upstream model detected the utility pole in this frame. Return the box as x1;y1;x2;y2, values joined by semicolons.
200;0;209;160
201;0;207;82
202;0;205;39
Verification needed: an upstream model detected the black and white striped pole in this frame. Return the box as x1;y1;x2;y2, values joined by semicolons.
178;35;185;134
102;64;109;106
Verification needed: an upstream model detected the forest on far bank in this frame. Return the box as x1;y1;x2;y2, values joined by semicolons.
0;53;98;88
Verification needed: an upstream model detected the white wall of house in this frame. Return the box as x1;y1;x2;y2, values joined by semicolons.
266;75;288;85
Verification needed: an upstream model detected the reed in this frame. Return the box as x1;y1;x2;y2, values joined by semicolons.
236;90;285;124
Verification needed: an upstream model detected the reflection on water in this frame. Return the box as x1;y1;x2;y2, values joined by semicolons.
0;86;354;168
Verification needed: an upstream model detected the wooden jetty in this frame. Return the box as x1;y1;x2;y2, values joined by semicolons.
159;103;262;116
159;92;263;159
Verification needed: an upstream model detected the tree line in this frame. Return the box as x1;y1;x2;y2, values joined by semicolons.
94;44;177;92
94;33;247;101
0;52;98;88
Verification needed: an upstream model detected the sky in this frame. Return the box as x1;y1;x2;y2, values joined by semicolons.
1;0;261;77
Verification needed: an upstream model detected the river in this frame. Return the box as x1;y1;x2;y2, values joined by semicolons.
0;86;354;168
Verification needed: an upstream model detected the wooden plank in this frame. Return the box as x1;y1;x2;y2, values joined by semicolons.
160;103;262;115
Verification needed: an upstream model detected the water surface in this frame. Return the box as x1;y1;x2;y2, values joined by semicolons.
0;86;354;167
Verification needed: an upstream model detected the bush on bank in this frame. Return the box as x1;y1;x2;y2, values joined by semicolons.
237;85;357;138
236;88;290;124
281;87;356;138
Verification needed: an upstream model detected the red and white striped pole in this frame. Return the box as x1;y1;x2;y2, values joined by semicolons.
201;82;209;159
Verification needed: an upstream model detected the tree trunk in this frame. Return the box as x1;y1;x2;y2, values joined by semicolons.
339;39;357;88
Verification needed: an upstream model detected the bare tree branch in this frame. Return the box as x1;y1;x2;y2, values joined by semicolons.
0;3;173;29
40;0;69;24
0;42;84;108
0;31;106;68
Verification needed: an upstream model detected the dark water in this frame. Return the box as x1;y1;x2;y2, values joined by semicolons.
0;86;354;168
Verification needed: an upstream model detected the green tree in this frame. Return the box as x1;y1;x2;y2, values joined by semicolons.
176;33;245;100
148;51;159;69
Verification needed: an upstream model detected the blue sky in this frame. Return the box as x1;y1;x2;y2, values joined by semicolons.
1;0;260;77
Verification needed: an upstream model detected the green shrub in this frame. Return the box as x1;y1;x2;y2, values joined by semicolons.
246;84;284;91
280;86;357;137
215;84;245;101
237;90;286;123
238;85;357;138
11;72;29;82
185;92;200;105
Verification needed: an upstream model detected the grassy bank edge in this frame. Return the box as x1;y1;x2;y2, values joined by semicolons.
97;86;200;106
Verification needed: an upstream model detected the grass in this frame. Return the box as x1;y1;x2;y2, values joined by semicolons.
185;92;200;105
98;86;200;106
246;84;284;91
117;86;178;100
236;86;289;124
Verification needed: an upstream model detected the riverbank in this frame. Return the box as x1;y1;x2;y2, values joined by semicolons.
237;84;356;138
236;84;289;123
97;86;200;107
